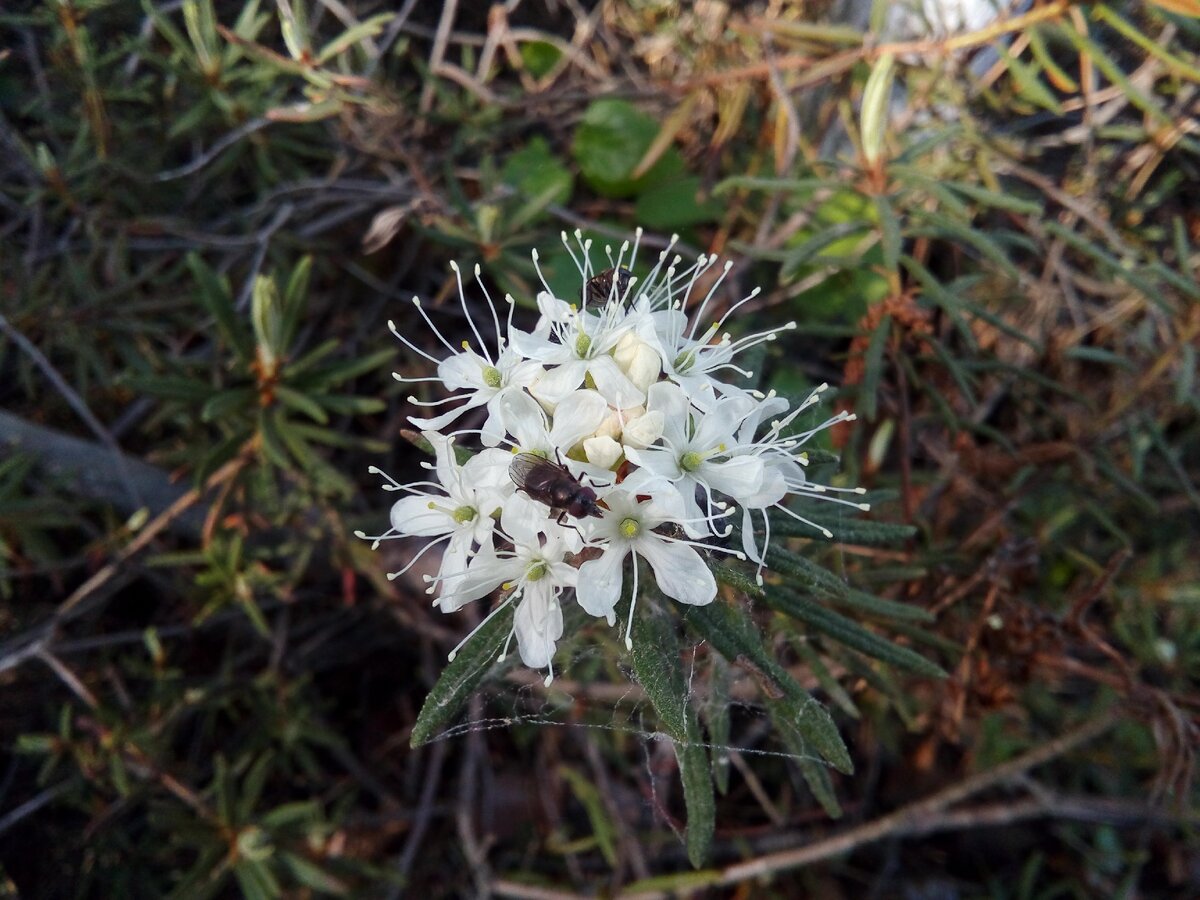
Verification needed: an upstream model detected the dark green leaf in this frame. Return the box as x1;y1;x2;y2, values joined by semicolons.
280;853;349;895
630;596;714;867
188;253;252;361
571;99;685;198
764;586;946;677
686;575;852;774
634;176;722;229
410;602;515;747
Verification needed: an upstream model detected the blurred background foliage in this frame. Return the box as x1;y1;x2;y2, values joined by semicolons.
1;0;1198;896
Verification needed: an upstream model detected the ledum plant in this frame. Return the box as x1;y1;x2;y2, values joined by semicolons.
362;224;946;868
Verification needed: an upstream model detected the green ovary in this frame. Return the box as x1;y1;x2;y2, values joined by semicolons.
679;450;703;472
482;366;503;388
574;333;593;357
673;350;696;372
619;517;642;539
453;505;477;524
526;561;548;582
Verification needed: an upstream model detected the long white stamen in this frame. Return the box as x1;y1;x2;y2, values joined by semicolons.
449;261;492;365
625;550;640;651
447;595;515;662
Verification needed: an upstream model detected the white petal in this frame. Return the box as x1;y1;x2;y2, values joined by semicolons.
501;391;552;453
480;397;508;447
408;392;489;431
530;359;589;405
500;493;547;549
575;547;627;624
583;435;623;470
638;538;716;606
432;533;473;611
513;582;563;669
646;381;690;447
623;446;682;481
621;409;665;449
463;448;514;493
389;494;451;537
585;356;644;408
508;330;558;362
699;455;764;500
740;506;763;563
548;389;608;449
741;464;789;508
437;352;487;391
451;547;522;608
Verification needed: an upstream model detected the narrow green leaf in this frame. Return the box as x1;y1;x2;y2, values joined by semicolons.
257;408;292;469
832;588;934;623
1060;23;1170;124
630;598;714;867
769;707;843;817
315;13;393;64
873;194;901;273
909;208;1022;281
860;312;891;421
764;547;851;599
860;52;895;164
767;510;916;546
187;253;252;361
237;752;275;822
944;181;1043;216
274;385;329;424
201;387;256;423
685;579;853;774
765;586;946;677
295;347;395;385
251;275;284;371
280;852;349;895
279;256;312;352
704;654;733;794
792;638;859;718
312;394;386;416
994;41;1062;113
126;374;216;402
558;767;620;867
410;602;515;747
233;861;280;900
1027;26;1077;92
260;801;321;830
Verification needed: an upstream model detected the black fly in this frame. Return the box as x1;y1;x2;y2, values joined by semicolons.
585;266;634;307
509;452;601;521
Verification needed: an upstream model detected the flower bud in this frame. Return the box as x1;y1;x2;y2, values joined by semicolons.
612;331;662;393
583;435;623;470
621;409;664;449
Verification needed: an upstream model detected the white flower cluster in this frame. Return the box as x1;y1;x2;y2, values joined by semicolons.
360;231;866;684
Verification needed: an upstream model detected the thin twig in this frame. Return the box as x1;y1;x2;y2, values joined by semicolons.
419;0;459;115
150;116;272;182
0;314;143;507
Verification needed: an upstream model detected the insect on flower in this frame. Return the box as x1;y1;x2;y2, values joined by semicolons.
585;266;634;307
509;452;602;522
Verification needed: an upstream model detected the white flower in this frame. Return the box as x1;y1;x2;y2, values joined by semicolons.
575;473;742;648
629;254;795;409
625;382;764;536
733;386;870;582
508;241;648;408
356;433;512;600
442;494;580;684
392;262;542;445
363;229;867;676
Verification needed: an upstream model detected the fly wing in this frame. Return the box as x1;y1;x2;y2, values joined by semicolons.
509;452;554;489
